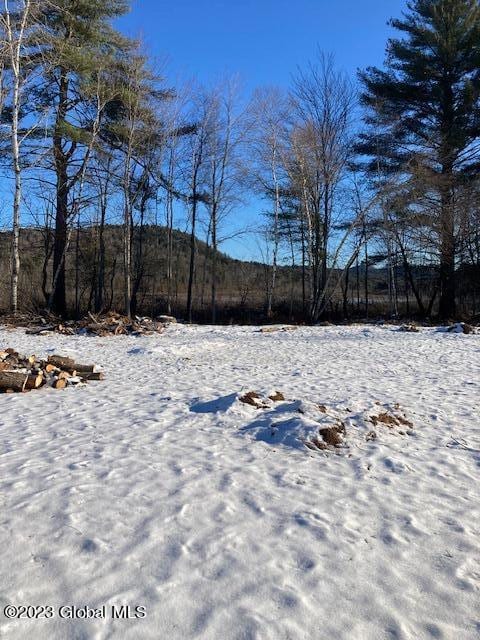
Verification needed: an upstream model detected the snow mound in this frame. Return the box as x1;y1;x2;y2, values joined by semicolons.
234;392;416;453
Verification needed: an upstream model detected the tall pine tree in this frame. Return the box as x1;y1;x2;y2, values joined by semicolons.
358;0;480;318
37;0;133;315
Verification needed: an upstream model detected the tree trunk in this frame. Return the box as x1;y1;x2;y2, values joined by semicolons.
211;206;217;324
95;168;109;313
438;200;456;318
123;165;132;319
96;211;106;313
364;235;369;319
74;215;80;318
186;196;198;323
5;0;31;315
343;265;350;320
200;222;211;310
10;61;21;315
51;69;69;316
267;150;280;319
300;216;306;319
131;198;147;316
438;76;457;319
165;189;174;316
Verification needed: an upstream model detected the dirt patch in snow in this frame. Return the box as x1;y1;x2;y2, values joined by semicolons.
239;391;270;409
319;425;345;447
370;411;413;429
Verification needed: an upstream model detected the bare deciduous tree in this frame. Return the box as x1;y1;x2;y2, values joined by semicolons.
289;53;356;321
2;0;33;313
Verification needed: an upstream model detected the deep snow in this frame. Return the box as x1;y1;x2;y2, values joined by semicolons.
0;324;479;640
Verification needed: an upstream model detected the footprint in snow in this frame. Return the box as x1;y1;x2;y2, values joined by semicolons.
383;457;407;474
127;347;147;355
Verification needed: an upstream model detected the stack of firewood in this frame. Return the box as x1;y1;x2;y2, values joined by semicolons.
22;312;175;337
0;350;104;394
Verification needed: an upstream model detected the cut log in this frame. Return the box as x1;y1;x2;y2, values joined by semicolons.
18;355;36;368
45;363;59;374
48;355;76;369
73;364;96;374
25;374;44;390
80;372;105;381
52;378;67;390
0;371;29;392
85;322;105;332
26;326;56;335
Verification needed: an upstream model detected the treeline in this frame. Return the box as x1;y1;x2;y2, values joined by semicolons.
1;0;479;322
0;225;302;322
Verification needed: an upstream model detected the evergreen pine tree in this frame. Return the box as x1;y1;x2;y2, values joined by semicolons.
37;0;133;315
358;0;480;318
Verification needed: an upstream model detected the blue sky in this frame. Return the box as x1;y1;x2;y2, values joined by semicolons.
116;1;408;261
118;0;407;91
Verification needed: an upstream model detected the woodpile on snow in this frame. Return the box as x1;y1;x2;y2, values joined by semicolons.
14;312;176;337
0;350;104;393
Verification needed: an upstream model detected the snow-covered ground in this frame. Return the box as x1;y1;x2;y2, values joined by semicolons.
0;324;479;640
